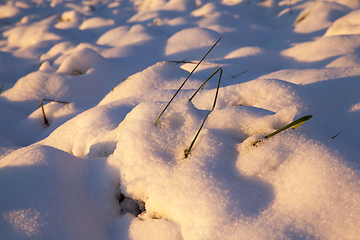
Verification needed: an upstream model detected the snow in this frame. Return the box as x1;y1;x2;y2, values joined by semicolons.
165;28;218;55
1;0;360;239
324;9;360;36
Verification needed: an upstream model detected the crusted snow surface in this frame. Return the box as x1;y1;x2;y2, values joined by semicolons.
1;0;360;239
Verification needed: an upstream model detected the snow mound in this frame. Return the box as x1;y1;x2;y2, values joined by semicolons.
294;1;350;33
165;28;219;56
1;0;360;239
0;144;120;239
0;3;21;19
57;47;105;75
324;9;360;36
97;24;153;47
281;35;360;63
100;61;200;105
237;132;360;239
3;15;62;48
224;46;264;59
79;17;115;30
55;10;83;29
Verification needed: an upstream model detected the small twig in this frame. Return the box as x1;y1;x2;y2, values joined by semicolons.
38;99;70;126
155;32;225;126
331;129;344;139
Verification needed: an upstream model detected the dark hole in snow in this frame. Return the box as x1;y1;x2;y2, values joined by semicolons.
119;193;145;217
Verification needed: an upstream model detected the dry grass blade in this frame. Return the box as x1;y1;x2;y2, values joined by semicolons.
38;99;70;126
155;32;225;126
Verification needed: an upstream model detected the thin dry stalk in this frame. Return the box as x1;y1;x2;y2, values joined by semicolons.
38;99;70;126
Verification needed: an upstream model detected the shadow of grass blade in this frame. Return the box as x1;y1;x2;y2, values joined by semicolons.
155;32;225;126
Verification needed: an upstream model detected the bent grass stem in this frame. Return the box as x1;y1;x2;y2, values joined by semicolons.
155;32;225;126
38;99;70;126
184;67;223;158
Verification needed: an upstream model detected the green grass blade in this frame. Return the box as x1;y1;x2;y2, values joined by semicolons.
265;115;313;139
196;65;219;91
211;68;222;111
155;32;225;126
184;111;210;159
201;65;219;89
184;68;223;158
189;67;222;105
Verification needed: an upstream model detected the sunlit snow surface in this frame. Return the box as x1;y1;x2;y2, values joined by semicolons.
1;0;360;239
